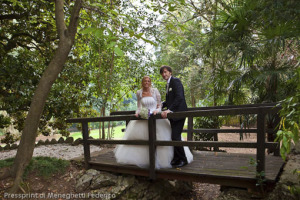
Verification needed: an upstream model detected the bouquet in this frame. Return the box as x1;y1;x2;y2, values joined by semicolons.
139;107;150;119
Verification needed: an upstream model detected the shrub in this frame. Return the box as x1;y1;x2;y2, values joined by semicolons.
193;116;222;150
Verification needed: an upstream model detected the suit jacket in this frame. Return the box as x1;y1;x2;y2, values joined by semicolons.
162;77;188;114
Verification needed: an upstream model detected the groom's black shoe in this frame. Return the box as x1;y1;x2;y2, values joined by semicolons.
172;160;187;168
171;159;179;166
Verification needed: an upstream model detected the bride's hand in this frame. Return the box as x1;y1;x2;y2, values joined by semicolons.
153;111;157;115
135;113;139;118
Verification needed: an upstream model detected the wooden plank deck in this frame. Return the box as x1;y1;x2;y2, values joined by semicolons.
88;150;285;190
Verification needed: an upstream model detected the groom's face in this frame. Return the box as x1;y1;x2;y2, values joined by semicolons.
161;69;172;81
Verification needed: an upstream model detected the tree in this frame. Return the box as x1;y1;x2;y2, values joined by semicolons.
154;0;299;147
0;0;90;141
215;0;299;104
1;0;164;192
78;0;161;139
0;0;82;192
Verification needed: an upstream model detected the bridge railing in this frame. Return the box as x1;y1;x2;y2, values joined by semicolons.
66;103;281;180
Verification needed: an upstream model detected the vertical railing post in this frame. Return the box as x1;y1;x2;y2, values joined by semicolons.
82;121;91;169
257;112;266;176
273;113;281;156
187;117;193;141
214;115;219;152
148;115;156;180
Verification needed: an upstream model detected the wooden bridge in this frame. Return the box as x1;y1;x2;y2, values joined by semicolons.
66;103;285;191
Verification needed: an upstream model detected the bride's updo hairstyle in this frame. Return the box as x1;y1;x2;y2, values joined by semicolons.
141;76;151;88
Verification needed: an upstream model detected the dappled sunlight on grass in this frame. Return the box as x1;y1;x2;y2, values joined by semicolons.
69;125;126;140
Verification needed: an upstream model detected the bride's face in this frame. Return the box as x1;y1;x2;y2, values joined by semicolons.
142;77;151;89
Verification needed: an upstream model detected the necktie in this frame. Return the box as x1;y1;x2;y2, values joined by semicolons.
166;83;169;94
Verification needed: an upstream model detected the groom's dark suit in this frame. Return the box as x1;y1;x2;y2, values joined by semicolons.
162;76;188;163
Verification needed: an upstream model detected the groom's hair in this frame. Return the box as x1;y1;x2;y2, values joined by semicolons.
160;65;172;74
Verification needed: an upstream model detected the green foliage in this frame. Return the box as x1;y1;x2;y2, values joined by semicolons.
276;122;299;160
0;0;87;137
289;169;300;196
193;116;221;143
0;114;11;129
1;0;161;140
275;67;299;160
23;157;70;179
76;1;163;141
248;157;267;193
0;132;20;144
154;0;299;109
0;157;70;179
0;157;15;168
215;0;300;106
275;96;300;159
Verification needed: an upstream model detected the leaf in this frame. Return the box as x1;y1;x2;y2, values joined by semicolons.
128;30;134;37
172;40;177;47
140;37;156;46
187;40;194;45
282;135;288;149
280;147;287;160
168;6;176;12
90;3;105;9
276;130;283;137
114;47;124;56
80;27;96;34
108;42;116;48
179;0;185;5
95;28;104;38
292;124;299;142
135;33;144;39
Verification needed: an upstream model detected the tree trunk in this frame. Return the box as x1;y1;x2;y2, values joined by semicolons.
212;0;219;151
107;121;111;139
101;107;105;139
191;87;196;107
97;46;103;140
99;118;102;139
7;0;82;193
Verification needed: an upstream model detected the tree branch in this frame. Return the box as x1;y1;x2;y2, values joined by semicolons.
0;13;28;20
189;0;211;23
0;32;52;52
68;0;82;39
82;3;105;16
10;32;42;43
55;0;68;39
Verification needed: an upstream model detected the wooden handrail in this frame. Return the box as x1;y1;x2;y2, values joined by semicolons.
110;103;279;115
166;106;280;118
182;128;276;133
68;104;280;123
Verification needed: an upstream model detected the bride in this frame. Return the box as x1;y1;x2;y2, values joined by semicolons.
114;76;193;169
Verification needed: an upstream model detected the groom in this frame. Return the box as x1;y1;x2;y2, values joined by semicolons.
160;65;188;168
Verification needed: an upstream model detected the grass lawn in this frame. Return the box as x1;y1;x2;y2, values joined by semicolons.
69;125;126;140
69;124;188;140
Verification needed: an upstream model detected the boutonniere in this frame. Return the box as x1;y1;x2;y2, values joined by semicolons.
169;88;172;92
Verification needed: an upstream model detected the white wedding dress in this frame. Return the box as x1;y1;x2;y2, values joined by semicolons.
114;90;193;169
